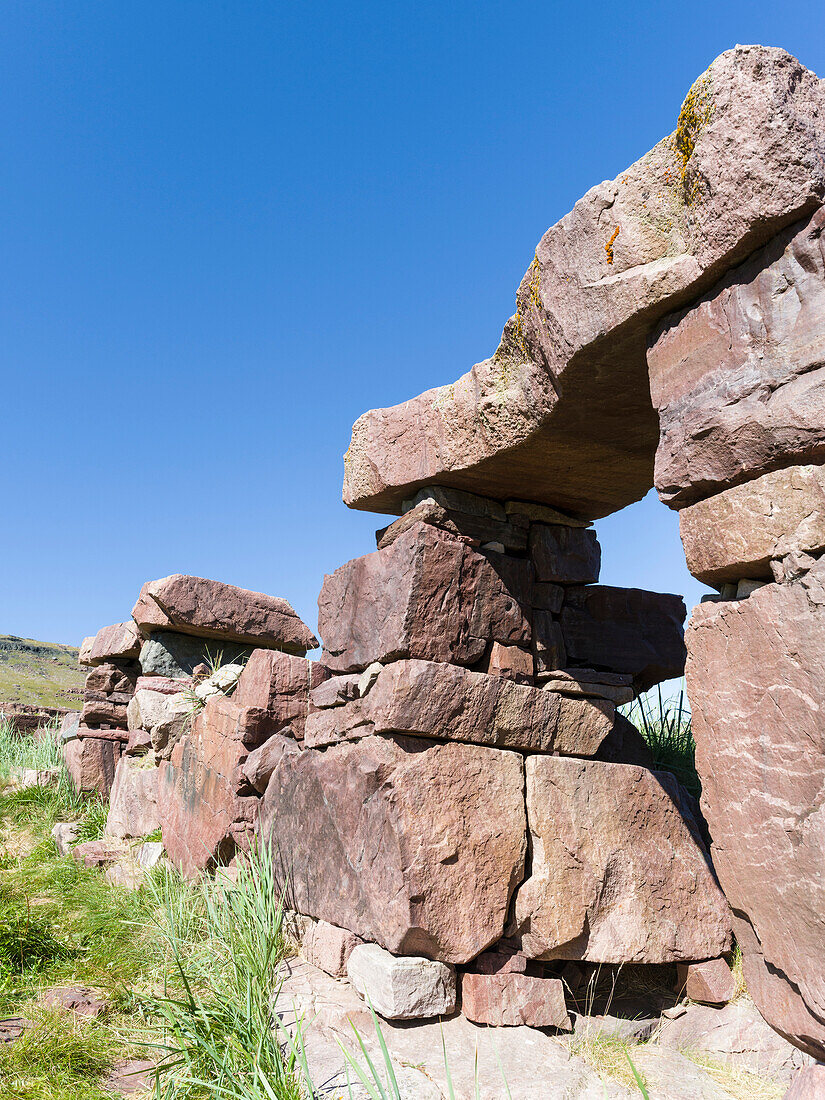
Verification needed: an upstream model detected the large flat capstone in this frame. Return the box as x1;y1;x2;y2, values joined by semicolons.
132;574;318;653
343;47;825;520
258;735;526;965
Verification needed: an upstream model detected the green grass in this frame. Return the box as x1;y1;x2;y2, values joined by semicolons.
622;683;700;797
0;635;85;710
0;715;64;780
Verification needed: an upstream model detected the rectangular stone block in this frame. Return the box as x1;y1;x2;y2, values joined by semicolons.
105;756;160;839
87;622;142;666
512;756;732;964
318;522;532;672
63;736;121;797
650;207;825;508
259;735;526;964
679;464;825;585
559;585;686;692
303;659;613;756
461;972;571;1029
347;943;456;1020
234;649;328;739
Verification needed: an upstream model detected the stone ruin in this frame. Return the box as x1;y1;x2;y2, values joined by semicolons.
66;42;825;1076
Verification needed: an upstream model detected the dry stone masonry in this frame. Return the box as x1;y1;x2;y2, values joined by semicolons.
70;44;825;1074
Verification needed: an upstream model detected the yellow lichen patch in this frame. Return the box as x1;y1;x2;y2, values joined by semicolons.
513;254;543;357
670;73;714;204
605;226;620;265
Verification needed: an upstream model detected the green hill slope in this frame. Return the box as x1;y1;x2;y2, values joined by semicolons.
0;634;85;709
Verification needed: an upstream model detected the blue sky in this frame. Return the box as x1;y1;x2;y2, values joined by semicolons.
2;1;824;647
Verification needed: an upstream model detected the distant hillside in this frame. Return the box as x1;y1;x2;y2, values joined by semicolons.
0;634;85;709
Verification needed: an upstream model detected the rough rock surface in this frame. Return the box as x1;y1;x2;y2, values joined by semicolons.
513;757;732;963
529;524;601;584
132;574;318;652
259;735;526;964
159;696;292;876
686;568;825;1058
679;464;825;584
302;920;362;979
347;943;456;1020
559;586;687;692
461;972;571;1029
318;523;531;672
303;659;613;755
105;756;160;839
784;1064;825;1099
658;999;813;1084
87;622;142;666
651;206;825;507
63;736;121;797
342;47;825;520
234;649;327;739
139;631;253;679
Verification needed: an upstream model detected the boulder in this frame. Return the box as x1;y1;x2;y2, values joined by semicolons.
559;585;686;692
234;649;328;739
677;959;737;1006
78;636;95;666
132;574;318;652
259;735;526;964
86;622;142;666
346;943;456;1021
686;568;825;1058
105;756;160;839
159;696;295;876
679;464;825;584
80;697;128;728
85;662;139;695
302;920;362;979
343;47;825;520
460;972;570;1029
318;522;531;672
72;839;129;869
651;206;825;508
512;757;732;963
303;658;613;756
63;736;120;797
139;631;254;679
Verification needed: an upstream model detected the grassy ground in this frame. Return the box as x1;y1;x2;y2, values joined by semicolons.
0;635;85;710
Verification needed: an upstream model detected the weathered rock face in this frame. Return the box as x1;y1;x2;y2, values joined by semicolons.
63;736;121;797
512;757;732;964
132;574;318;652
159;696;291;876
259;735;526;964
105;756;160;839
686;567;825;1058
234;649;327;740
343;47;825;520
651;206;825;509
559;586;687;692
318;523;531;672
87;622;142;666
303;659;613;756
528;524;601;584
676;959;736;1007
139;631;254;679
679;464;825;584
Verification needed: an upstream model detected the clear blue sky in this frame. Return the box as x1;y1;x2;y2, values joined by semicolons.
3;1;824;647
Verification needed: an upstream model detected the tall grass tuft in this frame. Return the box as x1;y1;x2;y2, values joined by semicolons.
0;717;64;780
621;684;700;797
